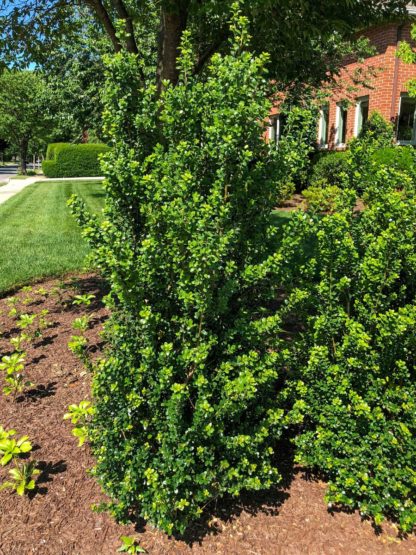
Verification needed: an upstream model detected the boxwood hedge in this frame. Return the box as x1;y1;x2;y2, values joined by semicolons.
43;143;110;178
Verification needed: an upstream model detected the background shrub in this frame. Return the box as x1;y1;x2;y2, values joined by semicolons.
279;167;416;532
42;143;109;177
310;151;350;188
371;146;416;174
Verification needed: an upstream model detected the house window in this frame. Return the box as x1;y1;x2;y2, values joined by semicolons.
268;114;287;144
336;103;348;146
318;105;329;147
397;95;416;144
354;96;369;137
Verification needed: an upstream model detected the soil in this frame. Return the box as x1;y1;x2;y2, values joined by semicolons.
0;274;415;555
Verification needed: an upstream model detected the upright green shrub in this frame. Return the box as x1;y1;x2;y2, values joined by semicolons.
348;111;395;191
276;106;319;190
70;9;291;534
43;143;109;177
280;167;416;532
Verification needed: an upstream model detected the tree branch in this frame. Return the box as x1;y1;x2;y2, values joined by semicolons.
193;32;228;76
110;0;139;54
83;0;122;53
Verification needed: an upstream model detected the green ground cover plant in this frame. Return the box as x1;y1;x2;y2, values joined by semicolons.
0;180;104;294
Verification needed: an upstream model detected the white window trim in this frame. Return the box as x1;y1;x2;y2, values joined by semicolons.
354;96;369;137
318;107;329;149
335;104;346;147
397;94;416;145
268;115;282;144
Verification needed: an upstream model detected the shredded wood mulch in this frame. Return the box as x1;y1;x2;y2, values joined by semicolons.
0;274;415;555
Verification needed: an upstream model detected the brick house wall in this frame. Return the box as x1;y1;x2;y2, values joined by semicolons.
268;14;416;149
326;20;416;149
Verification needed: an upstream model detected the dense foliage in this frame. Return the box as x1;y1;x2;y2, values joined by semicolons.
279;161;416;532
310;112;395;191
371;146;416;175
43;143;110;178
1;1;408;98
70;12;296;534
310;151;350;188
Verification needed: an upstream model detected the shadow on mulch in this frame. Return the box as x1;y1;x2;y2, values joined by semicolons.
132;439;297;547
17;382;58;403
30;460;68;498
60;276;109;313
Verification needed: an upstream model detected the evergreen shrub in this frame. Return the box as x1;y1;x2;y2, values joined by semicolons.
310;151;350;188
70;8;293;534
371;146;416;175
280;165;416;532
43;143;109;177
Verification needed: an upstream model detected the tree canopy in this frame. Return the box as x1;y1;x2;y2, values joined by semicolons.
0;0;409;95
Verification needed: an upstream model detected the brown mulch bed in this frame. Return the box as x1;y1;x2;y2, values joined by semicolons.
276;194;366;214
0;274;415;555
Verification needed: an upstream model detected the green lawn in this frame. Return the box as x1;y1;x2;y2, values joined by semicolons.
0;180;104;294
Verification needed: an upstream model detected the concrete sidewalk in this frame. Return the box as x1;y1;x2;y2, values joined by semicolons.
0;176;104;206
0;176;46;206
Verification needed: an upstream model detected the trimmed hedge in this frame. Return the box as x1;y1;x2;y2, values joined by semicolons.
45;142;69;161
43;143;110;178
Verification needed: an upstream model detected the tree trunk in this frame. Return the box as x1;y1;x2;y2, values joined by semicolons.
156;5;189;94
20;140;28;175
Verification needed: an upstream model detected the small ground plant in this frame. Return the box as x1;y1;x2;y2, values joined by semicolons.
0;352;32;398
0;428;38;496
64;400;95;446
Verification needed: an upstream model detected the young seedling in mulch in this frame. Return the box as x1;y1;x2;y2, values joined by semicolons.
72;294;95;308
0;352;33;399
6;297;21;319
10;333;31;353
68;315;93;370
21;285;35;306
0;428;40;496
34;287;48;298
17;310;51;340
0;433;32;466
0;461;40;496
37;309;51;334
17;313;37;331
0;426;16;442
118;536;146;554
63;400;95;447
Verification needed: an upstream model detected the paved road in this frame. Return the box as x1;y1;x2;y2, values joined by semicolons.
0;164;19;181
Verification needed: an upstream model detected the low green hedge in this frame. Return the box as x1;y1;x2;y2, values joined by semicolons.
43;143;110;178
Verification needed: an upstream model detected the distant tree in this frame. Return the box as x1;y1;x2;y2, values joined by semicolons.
0;70;53;174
